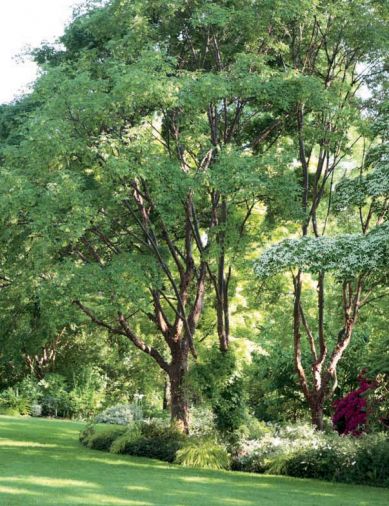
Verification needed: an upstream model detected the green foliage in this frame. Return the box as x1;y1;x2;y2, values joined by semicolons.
109;424;142;454
282;434;389;487
17;376;42;404
67;368;106;418
354;434;389;486
38;374;71;417
80;425;126;451
188;348;247;434
0;407;22;416
280;437;358;482
213;375;247;435
235;415;275;441
81;419;187;462
175;439;230;470
0;370;108;420
246;350;307;423
255;224;389;280
0;388;30;415
365;374;389;432
231;422;389;487
188;406;217;438
95;404;136;425
1;0;389;439
5;417;388;506
79;423;96;445
123;421;186;462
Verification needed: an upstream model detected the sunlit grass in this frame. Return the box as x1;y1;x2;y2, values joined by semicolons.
0;416;388;505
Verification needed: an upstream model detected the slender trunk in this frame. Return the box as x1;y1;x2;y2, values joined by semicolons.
162;378;169;411
217;307;229;352
216;196;229;352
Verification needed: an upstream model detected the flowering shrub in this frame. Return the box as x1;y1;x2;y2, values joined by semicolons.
95;404;135;425
231;423;322;473
230;422;389;486
188;406;216;437
332;371;376;435
281;433;389;487
31;404;43;417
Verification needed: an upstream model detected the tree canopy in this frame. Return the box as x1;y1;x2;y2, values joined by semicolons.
0;0;388;432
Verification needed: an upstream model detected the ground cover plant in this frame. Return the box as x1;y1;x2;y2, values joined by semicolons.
1;416;389;506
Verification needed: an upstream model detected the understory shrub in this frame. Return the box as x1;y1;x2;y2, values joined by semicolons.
353;434;389;486
231;423;318;473
332;371;376;435
38;374;69;417
213;375;247;435
0;406;22;416
79;416;389;486
118;420;186;462
234;415;274;442
280;436;358;482
231;422;389;487
110;424;142;454
0;369;107;420
175;439;230;470
367;374;389;431
188;348;247;436
0;388;30;415
281;433;389;486
80;425;126;451
94;404;136;425
81;419;186;462
31;404;43;417
188;406;217;437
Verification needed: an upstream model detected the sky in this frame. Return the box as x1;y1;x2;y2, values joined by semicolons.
0;0;79;104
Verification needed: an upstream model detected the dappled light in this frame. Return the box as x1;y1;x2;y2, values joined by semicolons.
0;417;388;506
0;0;388;503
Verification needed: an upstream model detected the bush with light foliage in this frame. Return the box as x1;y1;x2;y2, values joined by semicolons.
175;439;230;470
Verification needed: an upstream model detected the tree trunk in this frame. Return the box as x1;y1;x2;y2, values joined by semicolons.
310;399;324;431
169;345;189;434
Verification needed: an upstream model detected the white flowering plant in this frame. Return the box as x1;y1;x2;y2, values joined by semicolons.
255;223;389;281
230;422;389;486
95;404;135;425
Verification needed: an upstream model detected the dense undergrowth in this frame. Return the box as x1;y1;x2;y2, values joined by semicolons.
80;411;389;487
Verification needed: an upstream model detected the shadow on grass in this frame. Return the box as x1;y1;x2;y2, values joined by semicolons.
0;416;388;506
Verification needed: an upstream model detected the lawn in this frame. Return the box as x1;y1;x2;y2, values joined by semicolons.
0;416;388;506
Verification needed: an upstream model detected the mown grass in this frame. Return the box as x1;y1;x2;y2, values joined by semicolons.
0;416;388;505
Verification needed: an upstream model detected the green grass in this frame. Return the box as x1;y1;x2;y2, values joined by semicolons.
0;416;388;506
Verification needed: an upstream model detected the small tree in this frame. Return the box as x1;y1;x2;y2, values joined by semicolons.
255;0;388;429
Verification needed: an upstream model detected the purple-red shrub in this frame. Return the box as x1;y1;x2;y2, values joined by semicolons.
332;371;376;436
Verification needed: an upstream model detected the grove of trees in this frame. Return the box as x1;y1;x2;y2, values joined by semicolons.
0;0;388;435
